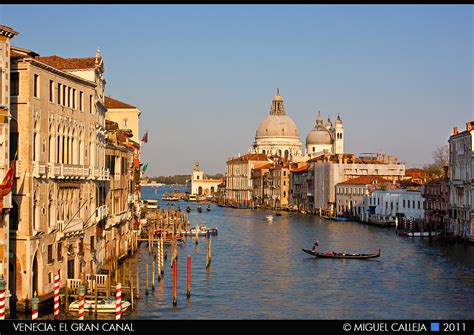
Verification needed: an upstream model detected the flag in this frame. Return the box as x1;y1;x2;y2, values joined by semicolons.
142;162;148;173
141;130;148;144
0;160;16;212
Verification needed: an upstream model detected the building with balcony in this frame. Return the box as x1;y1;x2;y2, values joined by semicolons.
9;45;107;311
449;122;474;241
423;166;449;234
289;162;310;211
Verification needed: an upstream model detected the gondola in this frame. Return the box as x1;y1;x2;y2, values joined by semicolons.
302;248;381;259
207;204;211;211
186;206;191;213
197;205;203;213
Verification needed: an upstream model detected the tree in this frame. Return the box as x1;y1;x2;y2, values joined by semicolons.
423;144;449;180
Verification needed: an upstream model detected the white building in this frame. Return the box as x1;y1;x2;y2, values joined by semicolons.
449;121;474;241
363;189;424;224
306;111;344;158
185;161;222;196
252;89;303;161
309;153;405;214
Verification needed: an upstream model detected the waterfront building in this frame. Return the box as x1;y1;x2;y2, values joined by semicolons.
265;157;290;209
104;96;142;144
449;122;474;241
305;111;344;159
0;25;18;310
225;153;270;206
252;89;303;162
422;166;449;234
309;153;405;215
403;168;428;185
185;161;222;196
363;188;425;224
251;162;273;207
289;162;310;211
102;120;135;264
335;176;393;220
9;46;108;311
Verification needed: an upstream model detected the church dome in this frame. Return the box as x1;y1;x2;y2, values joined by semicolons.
255;88;300;139
306;111;334;145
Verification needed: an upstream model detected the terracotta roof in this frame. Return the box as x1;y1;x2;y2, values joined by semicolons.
337;175;391;186
291;165;309;173
228;153;268;162
253;163;273;170
105;96;137;109
36;55;97;70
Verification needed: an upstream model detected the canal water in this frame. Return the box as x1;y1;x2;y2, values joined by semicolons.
37;185;474;319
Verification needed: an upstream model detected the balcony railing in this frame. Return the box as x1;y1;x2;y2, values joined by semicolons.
96;205;108;222
56;218;83;234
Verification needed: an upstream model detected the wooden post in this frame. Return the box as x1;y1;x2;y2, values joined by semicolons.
65;280;69;311
160;238;164;275
206;236;212;269
187;255;191;299
157;241;161;281
136;270;139;297
173;259;177;306
152;262;155;291
145;264;149;295
94;279;98;316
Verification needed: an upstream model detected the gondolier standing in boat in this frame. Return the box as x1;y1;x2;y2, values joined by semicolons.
312;240;319;252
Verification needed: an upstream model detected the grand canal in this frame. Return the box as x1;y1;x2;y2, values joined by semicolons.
36;185;474;319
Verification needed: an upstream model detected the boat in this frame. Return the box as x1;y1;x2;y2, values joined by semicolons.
207;204;211;211
323;216;351;222
196;195;207;202
144;199;158;209
186;206;191;213
398;230;443;237
68;297;131;313
183;225;218;237
266;215;274;221
275;213;282;216
162;193;180;201
188;194;197;202
197;205;203;213
302;248;381;259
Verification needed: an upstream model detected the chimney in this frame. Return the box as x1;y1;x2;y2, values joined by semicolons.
338;154;343;164
343;157;348;164
388;155;393;164
394;157;398;164
382;154;386;163
467;122;472;131
454;127;458;135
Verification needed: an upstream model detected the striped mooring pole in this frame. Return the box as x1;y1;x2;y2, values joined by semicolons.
115;283;122;320
53;274;60;319
0;277;6;319
78;284;85;320
32;293;39;320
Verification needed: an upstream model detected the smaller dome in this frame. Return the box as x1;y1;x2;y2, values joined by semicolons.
335;114;343;125
306;126;333;145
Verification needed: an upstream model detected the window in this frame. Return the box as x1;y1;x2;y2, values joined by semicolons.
403;200;405;208
57;242;62;261
79;91;83;111
418;201;420;209
57;83;61;104
123;118;128;127
33;74;40;98
72;89;76;109
67;87;71;107
90;236;95;252
49;80;54;102
408;200;410;208
11;72;19;96
48;272;53;284
89;95;93;113
63;85;66;106
47;244;54;264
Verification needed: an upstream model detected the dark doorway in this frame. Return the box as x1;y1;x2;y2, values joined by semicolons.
67;259;75;279
32;253;38;296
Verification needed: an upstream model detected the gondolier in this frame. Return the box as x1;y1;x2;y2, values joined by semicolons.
312;240;319;251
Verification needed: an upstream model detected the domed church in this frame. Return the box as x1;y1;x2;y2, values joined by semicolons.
252;89;304;161
305;111;344;158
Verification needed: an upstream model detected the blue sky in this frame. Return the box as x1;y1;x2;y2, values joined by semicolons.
1;5;472;176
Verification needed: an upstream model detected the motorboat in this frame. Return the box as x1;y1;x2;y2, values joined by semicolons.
266;215;273;221
183;225;218;237
144;199;158;209
68;296;131;313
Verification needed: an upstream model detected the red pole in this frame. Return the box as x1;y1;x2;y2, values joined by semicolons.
187;255;191;299
115;283;122;320
173;260;177;306
78;285;85;320
53;274;60;319
0;278;5;320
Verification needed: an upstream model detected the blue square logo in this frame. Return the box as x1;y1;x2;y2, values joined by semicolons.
431;323;440;332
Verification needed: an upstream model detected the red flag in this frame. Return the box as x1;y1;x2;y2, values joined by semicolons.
141;130;148;144
0;160;16;212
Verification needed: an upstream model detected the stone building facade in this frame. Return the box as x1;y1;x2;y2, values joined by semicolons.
9;46;108;311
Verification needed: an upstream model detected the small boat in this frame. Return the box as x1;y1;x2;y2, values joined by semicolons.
186;206;191;213
398;230;442;237
302;248;381;259
183;225;218;237
207;204;211;211
197;205;203;213
188;194;197;202
144;199;158;209
275;213;282;216
68;297;131;313
323;216;351;222
266;215;273;221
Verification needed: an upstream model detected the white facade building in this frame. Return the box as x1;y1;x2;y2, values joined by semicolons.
449;121;474;241
186;161;222;196
306;111;344;158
